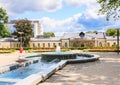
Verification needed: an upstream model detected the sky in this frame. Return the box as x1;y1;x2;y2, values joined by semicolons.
0;0;120;36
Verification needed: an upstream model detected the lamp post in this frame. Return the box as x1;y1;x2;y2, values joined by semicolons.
18;32;23;47
117;29;119;55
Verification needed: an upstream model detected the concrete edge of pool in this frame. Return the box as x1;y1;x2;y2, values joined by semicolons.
14;54;100;85
0;57;41;75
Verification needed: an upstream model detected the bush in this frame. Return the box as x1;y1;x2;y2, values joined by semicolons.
61;48;70;52
0;50;13;53
88;49;119;52
69;47;89;50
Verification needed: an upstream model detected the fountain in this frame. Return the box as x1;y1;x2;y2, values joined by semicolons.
41;46;77;61
56;45;61;53
0;46;100;85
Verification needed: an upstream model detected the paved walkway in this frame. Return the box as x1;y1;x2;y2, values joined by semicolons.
0;51;38;67
39;52;120;85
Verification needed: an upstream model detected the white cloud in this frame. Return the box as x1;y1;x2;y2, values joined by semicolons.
0;0;62;16
65;0;96;7
40;13;86;36
65;0;104;19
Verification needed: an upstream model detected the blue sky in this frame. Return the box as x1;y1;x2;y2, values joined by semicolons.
0;0;119;36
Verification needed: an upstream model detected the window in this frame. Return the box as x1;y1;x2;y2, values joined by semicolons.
65;42;68;47
17;44;19;47
48;43;50;48
43;43;45;47
99;42;102;47
53;43;56;47
80;42;84;47
33;43;35;48
73;42;77;47
38;43;40;48
107;43;110;47
113;42;116;47
59;43;61;46
90;43;93;48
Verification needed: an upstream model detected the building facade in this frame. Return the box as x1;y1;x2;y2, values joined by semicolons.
0;32;120;49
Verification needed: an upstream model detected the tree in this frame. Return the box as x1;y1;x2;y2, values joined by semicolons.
93;30;98;34
86;31;92;33
97;0;120;21
12;19;33;47
0;7;10;37
105;28;120;36
43;32;55;38
86;30;98;34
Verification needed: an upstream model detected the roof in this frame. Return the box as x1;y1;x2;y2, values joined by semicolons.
61;32;106;39
106;36;120;40
31;37;61;42
0;38;17;42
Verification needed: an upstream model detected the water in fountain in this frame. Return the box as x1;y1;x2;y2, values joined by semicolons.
41;45;77;61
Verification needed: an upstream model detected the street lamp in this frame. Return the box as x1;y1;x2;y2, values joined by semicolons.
18;32;23;47
117;28;120;55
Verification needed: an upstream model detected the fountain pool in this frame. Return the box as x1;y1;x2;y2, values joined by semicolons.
0;46;100;85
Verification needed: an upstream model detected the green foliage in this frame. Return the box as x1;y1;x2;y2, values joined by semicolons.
0;8;8;23
69;47;88;50
88;49;119;52
97;0;120;20
12;19;33;47
86;30;98;34
86;31;92;33
43;32;55;38
0;50;13;53
105;28;120;36
0;7;10;37
93;30;98;34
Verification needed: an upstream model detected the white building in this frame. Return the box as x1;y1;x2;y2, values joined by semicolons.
31;20;43;37
7;20;43;38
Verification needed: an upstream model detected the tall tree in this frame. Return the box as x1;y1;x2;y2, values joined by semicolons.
97;0;120;21
0;7;10;37
13;19;33;47
106;28;120;36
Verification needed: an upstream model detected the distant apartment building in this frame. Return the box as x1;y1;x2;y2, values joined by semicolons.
7;20;43;38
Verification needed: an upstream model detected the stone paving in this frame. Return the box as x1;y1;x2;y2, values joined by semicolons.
39;52;120;85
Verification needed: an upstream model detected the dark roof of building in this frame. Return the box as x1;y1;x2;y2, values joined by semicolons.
62;32;106;39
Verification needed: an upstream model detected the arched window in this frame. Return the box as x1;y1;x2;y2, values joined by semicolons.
73;42;77;47
38;43;40;48
107;43;110;47
43;43;45;47
59;43;61;46
33;43;35;48
113;42;116;47
99;42;102;47
90;43;93;48
48;43;50;48
53;43;56;47
80;42;84;47
17;44;19;47
65;42;68;47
